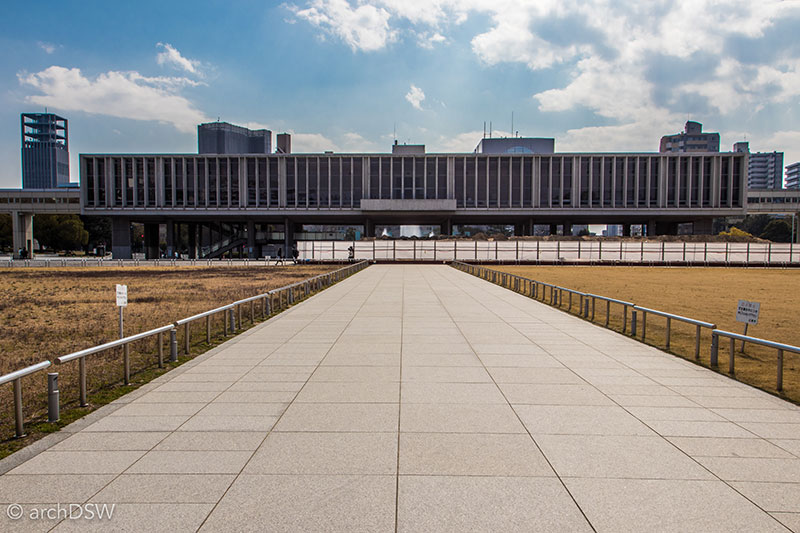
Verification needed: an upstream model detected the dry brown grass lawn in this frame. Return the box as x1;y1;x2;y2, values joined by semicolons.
494;265;800;403
0;265;335;440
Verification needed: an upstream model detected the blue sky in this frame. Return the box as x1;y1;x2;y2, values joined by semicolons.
1;0;799;188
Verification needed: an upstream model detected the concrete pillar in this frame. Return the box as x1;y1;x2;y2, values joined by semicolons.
188;223;198;259
111;218;132;259
283;218;293;256
514;223;525;237
11;211;34;259
563;222;573;236
365;219;375;238
144;223;159;259
165;220;175;258
549;224;558;236
528;218;535;236
246;221;256;258
646;219;656;237
444;218;453;236
622;223;631;237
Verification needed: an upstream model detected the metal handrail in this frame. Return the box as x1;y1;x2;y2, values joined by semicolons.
0;361;51;386
0;360;52;438
56;324;175;365
632;305;715;358
711;329;800;391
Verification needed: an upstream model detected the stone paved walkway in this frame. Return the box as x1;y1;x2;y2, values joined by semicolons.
1;265;799;532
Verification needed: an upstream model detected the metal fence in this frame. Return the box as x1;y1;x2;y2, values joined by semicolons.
0;257;333;268
1;261;369;438
298;240;800;265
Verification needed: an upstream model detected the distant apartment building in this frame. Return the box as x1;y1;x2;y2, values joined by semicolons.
198;121;271;154
659;121;720;153
734;142;784;189
786;162;800;190
21;112;71;188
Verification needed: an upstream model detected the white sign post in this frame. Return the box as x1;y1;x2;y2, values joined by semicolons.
735;299;760;352
116;284;128;339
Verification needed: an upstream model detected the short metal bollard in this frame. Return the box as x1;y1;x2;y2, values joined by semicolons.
48;373;59;422
170;329;178;363
229;308;236;333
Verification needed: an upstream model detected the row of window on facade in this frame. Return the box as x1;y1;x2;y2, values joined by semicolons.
83;155;743;210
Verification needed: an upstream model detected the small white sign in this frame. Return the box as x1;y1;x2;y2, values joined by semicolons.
116;284;128;307
736;300;760;325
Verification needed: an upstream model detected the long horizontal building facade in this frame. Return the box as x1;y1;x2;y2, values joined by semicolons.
80;151;746;259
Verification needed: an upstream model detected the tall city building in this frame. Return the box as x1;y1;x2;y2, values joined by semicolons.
198;121;271;154
21;112;70;188
786;162;800;190
735;142;784;189
659;121;720;153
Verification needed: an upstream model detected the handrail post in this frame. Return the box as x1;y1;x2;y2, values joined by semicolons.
591;297;596;321
623;304;628;334
694;325;701;360
237;304;242;329
777;349;784;391
79;357;87;407
123;344;130;385
642;311;647;342
605;300;610;327
729;338;735;374
251;300;255;322
665;317;671;350
206;315;211;344
710;332;719;367
631;310;637;336
13;378;24;437
223;309;229;336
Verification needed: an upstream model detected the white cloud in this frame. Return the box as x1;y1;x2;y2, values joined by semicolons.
289;0;395;52
405;84;425;110
290;132;340;152
156;43;201;75
38;41;57;54
19;66;209;133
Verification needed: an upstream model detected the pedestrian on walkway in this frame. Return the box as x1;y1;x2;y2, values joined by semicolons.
292;245;300;264
276;248;284;265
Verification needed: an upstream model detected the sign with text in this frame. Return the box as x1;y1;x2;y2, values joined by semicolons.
115;284;128;307
736;300;760;325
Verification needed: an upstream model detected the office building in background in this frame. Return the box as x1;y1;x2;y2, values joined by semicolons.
21;112;70;188
198;121;271;154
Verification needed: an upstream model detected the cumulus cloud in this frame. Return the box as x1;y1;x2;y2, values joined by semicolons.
288;0;395;52
405;84;425;110
156;43;201;75
19;66;209;133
